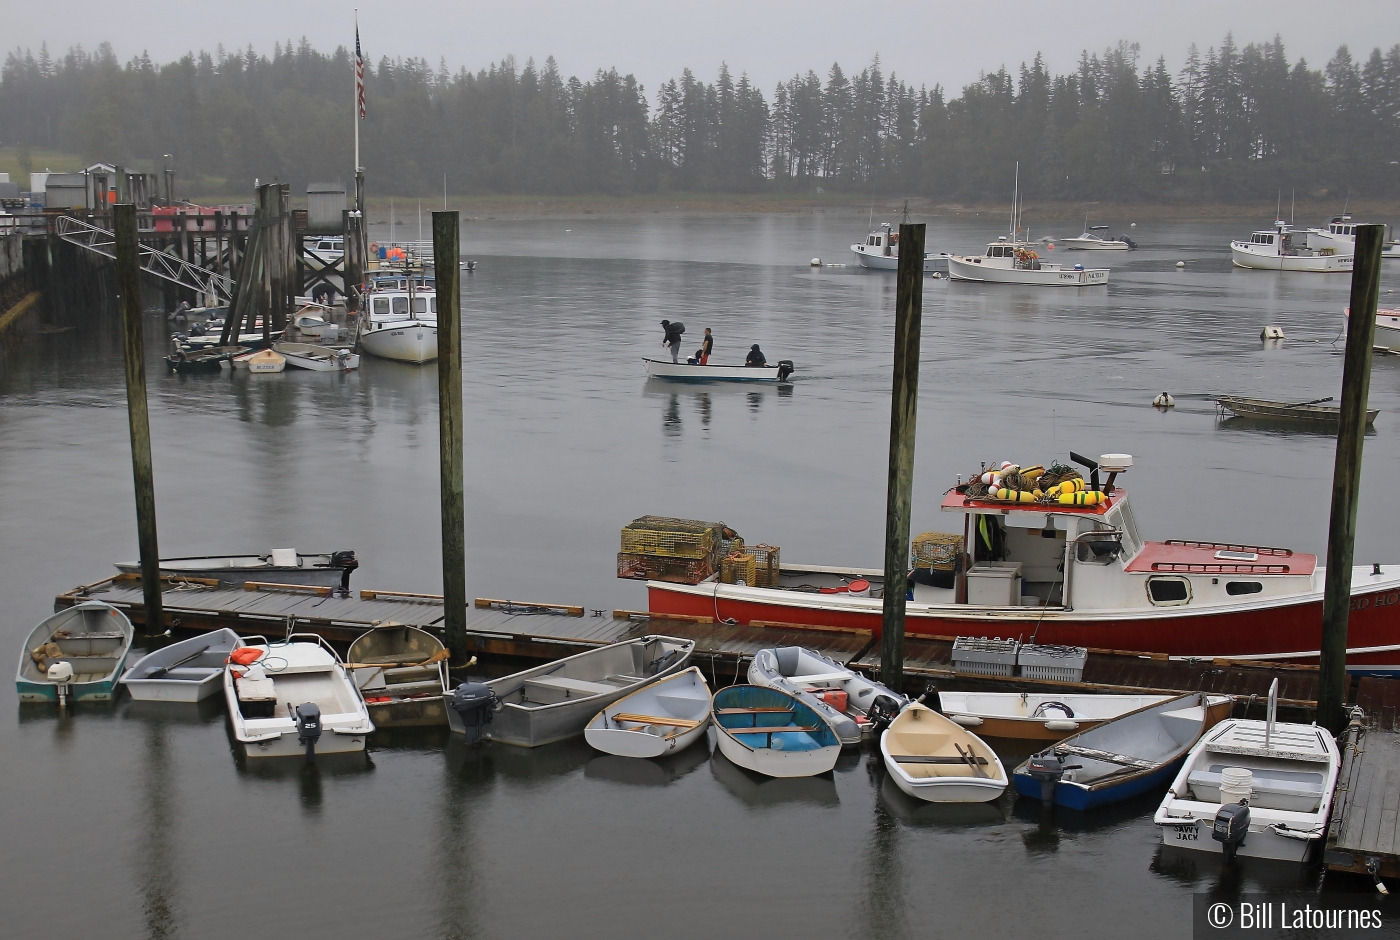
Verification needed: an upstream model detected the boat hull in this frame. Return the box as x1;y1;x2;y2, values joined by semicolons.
1374;310;1400;353
946;255;1109;285
850;245;942;271
880;704;1008;803
715;730;840;777
647;571;1400;672
115;555;348;589
359;322;439;363
584;666;712;758
1059;239;1131;251
1157;816;1313;863
1230;245;1353;272
1016;756;1183;810
16;602;134;702
644;359;786;383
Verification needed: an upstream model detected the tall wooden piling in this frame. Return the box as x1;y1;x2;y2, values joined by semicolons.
433;211;468;660
1318;223;1385;734
113;204;164;636
881;223;926;691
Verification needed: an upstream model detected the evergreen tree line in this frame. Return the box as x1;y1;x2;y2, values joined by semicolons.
1;34;1398;201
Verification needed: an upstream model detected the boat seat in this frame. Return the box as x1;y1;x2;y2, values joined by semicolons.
523;676;615;704
1187;768;1326;812
158;667;222;680
363;679;442;698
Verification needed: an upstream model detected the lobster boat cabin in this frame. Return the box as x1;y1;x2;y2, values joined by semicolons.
644;454;1400;672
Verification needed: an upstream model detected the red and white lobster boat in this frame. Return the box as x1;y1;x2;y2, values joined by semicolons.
645;455;1400;675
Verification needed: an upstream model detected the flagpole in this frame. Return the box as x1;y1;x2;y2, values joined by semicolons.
353;9;360;174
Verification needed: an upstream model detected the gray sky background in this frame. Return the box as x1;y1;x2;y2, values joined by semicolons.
8;1;1399;98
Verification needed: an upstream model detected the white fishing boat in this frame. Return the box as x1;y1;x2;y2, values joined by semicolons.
447;636;695;747
233;348;286;373
1231;220;1354;272
1346;306;1400;355
115;549;357;590
121;628;244;702
644;358;794;383
357;278;438;364
748;646;904;744
223;634;374;760
273;341;360;371
946;238;1110;285
850;222;943;271
1059;220;1134;251
1153;681;1339;863
584;666;712;758
16;602;135;704
938;690;1179;741
880;702;1008;803
1305;215;1400;258
712;684;843;778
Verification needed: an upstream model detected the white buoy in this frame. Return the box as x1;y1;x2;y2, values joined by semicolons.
1152;392;1175;408
1130;222;1137;228
810;258;821;267
1175;261;1186;268
1261;325;1285;340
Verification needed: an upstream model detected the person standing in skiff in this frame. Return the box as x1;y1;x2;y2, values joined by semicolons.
660;320;686;363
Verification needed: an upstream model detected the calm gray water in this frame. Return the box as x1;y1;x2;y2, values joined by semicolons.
3;211;1400;938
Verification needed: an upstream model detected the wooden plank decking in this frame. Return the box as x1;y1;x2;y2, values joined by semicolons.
1326;726;1400;878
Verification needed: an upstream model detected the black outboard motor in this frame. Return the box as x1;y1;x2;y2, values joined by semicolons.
331;550;359;596
868;694;901;730
294;702;322;764
1026;752;1068;802
776;360;795;382
1213;800;1250;862
451;682;498;746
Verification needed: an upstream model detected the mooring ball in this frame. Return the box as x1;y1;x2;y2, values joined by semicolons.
1175;261;1186;268
810;258;821;267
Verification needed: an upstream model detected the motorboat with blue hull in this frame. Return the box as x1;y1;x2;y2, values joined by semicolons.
1013;692;1234;810
712;684;842;778
121;628;244;703
17;602;135;703
115;549;358;590
748;646;904;744
644;359;794;383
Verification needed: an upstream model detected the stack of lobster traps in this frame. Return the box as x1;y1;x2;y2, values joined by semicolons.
617;516;726;584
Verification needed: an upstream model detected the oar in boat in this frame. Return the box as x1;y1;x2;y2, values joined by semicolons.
1282;396;1334;408
955;742;991;779
342;649;456;670
147;644;212;679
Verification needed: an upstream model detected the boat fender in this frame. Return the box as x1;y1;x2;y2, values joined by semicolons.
1043;719;1079;732
1047;478;1086;496
950;714;982;727
994;488;1037;503
1058;490;1106;507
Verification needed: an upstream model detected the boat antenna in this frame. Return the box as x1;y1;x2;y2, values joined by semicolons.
1276;189;1281;223
1290;189;1295;226
901;199;910;225
1011;161;1019;240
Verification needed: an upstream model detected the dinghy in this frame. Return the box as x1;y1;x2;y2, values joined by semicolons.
712;685;842;778
584;666;712;758
644;358;794;383
1012;692;1234;809
121;628;243;703
234;348;286;373
748;646;904;744
273;341;360;371
938;691;1178;741
1153;681;1339;862
880;702;1008;803
447;636;695;747
223;634;374;760
1215;395;1377;428
346;623;451;728
16;602;135;704
114;549;357;590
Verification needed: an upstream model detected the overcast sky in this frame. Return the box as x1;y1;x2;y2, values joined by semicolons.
9;1;1398;97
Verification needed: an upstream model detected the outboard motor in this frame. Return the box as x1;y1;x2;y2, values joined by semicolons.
1213;800;1251;862
47;660;75;708
294;702;322;764
331;550;359;596
1025;752;1068;802
868;694;901;730
776;360;795;383
450;682;498;746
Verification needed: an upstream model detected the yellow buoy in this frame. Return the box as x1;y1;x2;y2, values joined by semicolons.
1058;490;1106;506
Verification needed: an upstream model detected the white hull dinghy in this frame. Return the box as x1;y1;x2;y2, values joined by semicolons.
938;691;1179;741
233;348;286;373
644;358;794;383
224;634;374;761
1154;681;1339;863
584;666;712;758
122;628;244;703
447;636;695;747
748;646;904;744
115;549;357;590
712;684;842;778
16;602;135;704
273;341;360;371
881;702;1008;803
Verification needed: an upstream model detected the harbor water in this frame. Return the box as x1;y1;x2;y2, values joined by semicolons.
3;212;1400;938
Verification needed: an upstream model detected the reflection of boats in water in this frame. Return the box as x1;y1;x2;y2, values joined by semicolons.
709;747;840;806
583;738;713;786
877;772;1006;828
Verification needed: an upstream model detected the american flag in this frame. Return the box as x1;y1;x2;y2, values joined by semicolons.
355;26;366;118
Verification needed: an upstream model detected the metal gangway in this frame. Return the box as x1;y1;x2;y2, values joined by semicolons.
53;214;235;305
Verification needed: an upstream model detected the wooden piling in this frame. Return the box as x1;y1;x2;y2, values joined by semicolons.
1318;224;1385;734
881;223;925;691
112;204;164;637
433;210;468;661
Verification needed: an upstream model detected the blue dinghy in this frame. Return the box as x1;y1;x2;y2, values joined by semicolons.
712;685;841;778
16;602;134;704
1012;692;1233;810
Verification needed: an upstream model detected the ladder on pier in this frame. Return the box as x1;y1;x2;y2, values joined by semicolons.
54;215;235;305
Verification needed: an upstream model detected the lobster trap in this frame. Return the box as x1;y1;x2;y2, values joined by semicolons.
749;543;781;588
619;516;719;560
912;531;962;571
720;552;758;586
617;552;715;584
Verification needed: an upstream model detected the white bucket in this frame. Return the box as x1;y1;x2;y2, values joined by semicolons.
270;548;298;567
1220;766;1254;804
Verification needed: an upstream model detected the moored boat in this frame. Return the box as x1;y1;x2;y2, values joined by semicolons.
1305;215;1400;257
712;684;842;778
748;646;904;744
644;358;795;383
946;239;1110;286
1345;306;1400;356
1012;692;1234;809
850;222;943;271
347;623;452;728
938;690;1178;741
121;628;243;703
1231;220;1354;272
356;275;438;364
235;348;286;373
16;602;135;703
114;549;357;590
584;666;712;758
273;341;360;371
1059;219;1134;251
447;635;695;747
1216;395;1377;428
880;702;1008;803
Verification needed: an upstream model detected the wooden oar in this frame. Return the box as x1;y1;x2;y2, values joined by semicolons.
955;743;991;779
1283;396;1334;408
343;649;453;670
148;644;211;678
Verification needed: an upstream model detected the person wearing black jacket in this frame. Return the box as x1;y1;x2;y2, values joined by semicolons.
745;344;767;367
699;328;714;365
660;320;685;362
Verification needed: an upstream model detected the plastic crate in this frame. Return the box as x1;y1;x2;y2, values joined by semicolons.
750;543;781;588
951;636;1019;677
619;516;717;559
616;552;714;585
1017;644;1088;683
720;552;757;586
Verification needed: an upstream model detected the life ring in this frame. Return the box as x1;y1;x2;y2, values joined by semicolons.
369;242;380;254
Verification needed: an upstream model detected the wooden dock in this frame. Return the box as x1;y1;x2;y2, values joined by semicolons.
1326;723;1400;881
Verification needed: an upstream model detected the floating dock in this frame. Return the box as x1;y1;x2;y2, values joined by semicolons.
1326;723;1400;881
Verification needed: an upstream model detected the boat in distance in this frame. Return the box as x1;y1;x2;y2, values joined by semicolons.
1058;222;1134;251
1215;396;1377;428
1230;220;1354;272
880;702;1008;803
850;222;943;271
17;602;135;703
945;239;1109;286
114;549;357;590
644;358;794;383
121;628;244;703
712;684;842;778
584;666;712;758
1012;692;1234;810
447;636;695;747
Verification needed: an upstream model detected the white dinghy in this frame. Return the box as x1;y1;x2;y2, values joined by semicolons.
748;646;904;744
938;690;1178;741
644;358;794;383
273;341;360;371
584;666;712;758
712;684;842;778
122;628;243;702
881;702;1008;803
224;634;374;761
1154;680;1339;863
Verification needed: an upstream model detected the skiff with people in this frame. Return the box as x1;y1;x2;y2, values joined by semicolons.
639;452;1400;673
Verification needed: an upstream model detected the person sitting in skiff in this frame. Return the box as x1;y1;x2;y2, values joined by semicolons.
745;344;767;367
